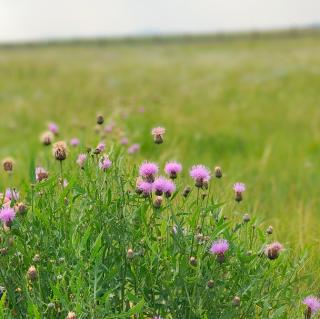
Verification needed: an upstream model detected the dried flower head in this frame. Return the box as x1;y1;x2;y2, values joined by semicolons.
189;256;197;266
165;161;182;179
2;157;14;172
35;167;48;182
16;202;27;214
264;241;283;260
266;225;273;235
76;154;87;169
27;265;37;281
127;248;134;259
70;138;80;147
67;311;77;319
153;196;163;209
232;296;241;307
151;127;166;144
214;166;222;178
189;165;211;188
40;131;54;146
0;207;16;226
52;141;67;161
128;143;140;154
139;162;159;183
96;114;104;125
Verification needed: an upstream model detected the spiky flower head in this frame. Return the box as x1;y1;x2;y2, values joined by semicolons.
136;181;153;197
120;137;129;145
35;166;48;182
52;141;67;161
99;156;112;171
5;188;19;201
233;182;246;202
163;179;176;197
2;157;14;172
139;162;159;182
48;122;59;135
210;239;229;256
189;165;211;188
264;241;283;260
40;131;54;145
165;161;182;179
153;176;168;196
303;296;320;315
70;138;80;147
151;127;166;144
76;154;87;169
0;207;16;226
128;144;140;154
97;142;105;152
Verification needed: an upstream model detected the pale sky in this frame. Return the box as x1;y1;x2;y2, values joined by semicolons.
0;0;320;42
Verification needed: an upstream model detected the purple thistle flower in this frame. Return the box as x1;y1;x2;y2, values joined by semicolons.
164;179;176;197
189;165;211;188
153;176;168;196
5;188;19;201
0;207;16;225
96;143;105;152
139;162;159;182
35;166;48;182
128;144;140;154
76;154;87;168
48;122;59;135
233;182;246;202
137;181;153;197
120;137;129;145
165;161;182;179
264;241;283;260
151;127;165;144
303;296;320;314
104;123;114;133
210;239;229;256
99;157;112;171
70;138;80;146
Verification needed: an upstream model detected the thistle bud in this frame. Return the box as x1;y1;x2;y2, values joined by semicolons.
17;203;27;214
0;248;8;256
189;256;197;266
67;311;77;319
52;141;67;161
266;225;273;235
96;115;104;125
243;214;250;223
47;302;55;309
27;265;37;281
40;131;54;146
207;280;214;289
33;254;40;263
151;127;165;144
127;248;134;259
2;158;14;172
214;166;222;178
182;186;191;198
232;296;240;306
153;196;163;209
264;242;283;260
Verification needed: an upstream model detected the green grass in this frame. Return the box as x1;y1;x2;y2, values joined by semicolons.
0;31;320;287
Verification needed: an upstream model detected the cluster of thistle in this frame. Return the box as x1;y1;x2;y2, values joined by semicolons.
0;118;316;318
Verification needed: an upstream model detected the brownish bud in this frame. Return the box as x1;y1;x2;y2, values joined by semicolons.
17;203;27;214
182;186;191;198
243;214;250;223
266;225;273;235
127;248;134;259
0;248;8;256
214;166;222;178
33;254;40;263
27;265;37;281
207;280;214;288
97;115;104;125
153;196;163;209
52;141;67;161
67;311;77;319
189;256;197;266
2;158;14;172
232;296;240;306
40;131;54;146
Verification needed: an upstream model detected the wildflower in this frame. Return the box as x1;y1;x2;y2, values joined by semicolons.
303;296;320;318
33;254;40;263
0;207;16;226
69;138;80;147
96;114;104;125
27;265;37;281
0;248;8;256
16;202;27;214
136;181;153;197
2;157;14;172
128;143;140;154
35;166;48;182
210;239;229;263
104;123;114;132
139;162;158;183
182;186;191;198
48;122;59;135
189;256;197;266
266;225;273;234
40;131;54;145
52;141;67;161
127;248;134;259
165;161;182;179
214;166;222;178
120;137;129;145
67;311;77;319
99;156;112;171
207;280;214;288
151;126;165;144
76;154;87;169
189;165;211;188
264;242;283;260
243;213;250;222
232;296;241;307
153;196;163;209
94;142;105;154
233;182;246;202
5;188;19;201
164;179;176;198
153;177;168;196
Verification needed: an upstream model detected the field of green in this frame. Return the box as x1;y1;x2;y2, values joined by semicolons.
0;30;320;287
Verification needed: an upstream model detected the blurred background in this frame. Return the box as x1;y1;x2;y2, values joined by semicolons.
0;0;320;284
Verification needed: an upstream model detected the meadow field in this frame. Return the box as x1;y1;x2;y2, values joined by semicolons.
0;31;320;317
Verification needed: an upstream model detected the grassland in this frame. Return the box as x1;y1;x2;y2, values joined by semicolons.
0;31;320;287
